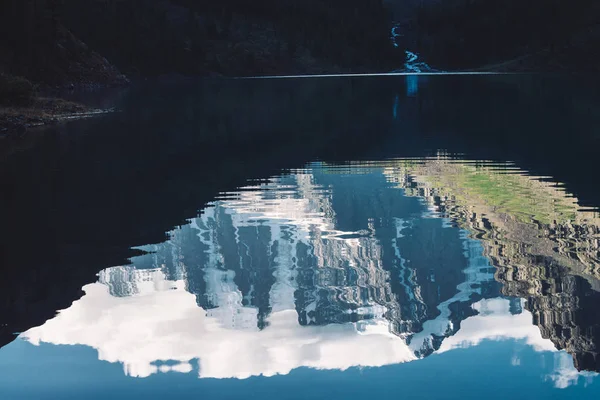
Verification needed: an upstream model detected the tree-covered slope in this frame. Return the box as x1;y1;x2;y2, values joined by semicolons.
393;0;600;71
0;0;401;84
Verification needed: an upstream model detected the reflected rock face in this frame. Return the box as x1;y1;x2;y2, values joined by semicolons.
121;168;499;348
381;157;600;371
497;260;600;371
19;160;600;380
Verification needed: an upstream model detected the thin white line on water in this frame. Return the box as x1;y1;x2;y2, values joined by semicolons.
238;71;516;79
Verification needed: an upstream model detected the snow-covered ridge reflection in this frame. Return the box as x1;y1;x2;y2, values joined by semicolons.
19;164;598;385
437;298;556;353
24;273;415;379
21;277;572;382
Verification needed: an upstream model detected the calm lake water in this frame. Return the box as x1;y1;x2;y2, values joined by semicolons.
1;75;600;399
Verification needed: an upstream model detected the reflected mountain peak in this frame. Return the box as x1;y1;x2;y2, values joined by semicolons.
3;75;600;399
15;159;600;384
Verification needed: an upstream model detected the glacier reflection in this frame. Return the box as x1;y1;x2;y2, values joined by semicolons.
20;159;600;385
23;274;416;379
23;275;560;380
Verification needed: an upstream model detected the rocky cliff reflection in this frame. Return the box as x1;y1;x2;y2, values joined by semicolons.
20;158;600;384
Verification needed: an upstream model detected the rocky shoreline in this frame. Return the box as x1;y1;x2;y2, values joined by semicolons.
0;96;116;160
0;97;114;137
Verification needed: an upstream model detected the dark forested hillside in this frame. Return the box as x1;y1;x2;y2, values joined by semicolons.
396;0;600;71
0;0;400;85
1;0;599;88
0;1;128;86
61;0;399;77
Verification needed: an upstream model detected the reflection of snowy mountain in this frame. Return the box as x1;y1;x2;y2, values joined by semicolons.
19;164;595;384
23;278;558;380
112;168;500;347
24;274;416;379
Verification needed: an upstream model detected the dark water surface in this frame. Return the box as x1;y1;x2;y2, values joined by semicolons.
1;75;600;399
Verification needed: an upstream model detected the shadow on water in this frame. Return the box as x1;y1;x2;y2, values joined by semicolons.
0;74;599;357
